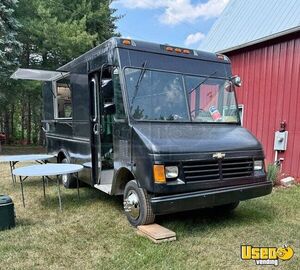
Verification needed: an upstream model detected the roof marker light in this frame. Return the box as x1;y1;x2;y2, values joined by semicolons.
217;54;225;60
175;48;182;53
166;46;174;52
122;39;131;45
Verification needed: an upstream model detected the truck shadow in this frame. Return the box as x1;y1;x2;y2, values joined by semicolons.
39;186;123;210
157;201;277;230
15;218;37;227
39;186;277;231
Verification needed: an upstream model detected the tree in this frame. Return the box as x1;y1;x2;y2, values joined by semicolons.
1;0;120;144
0;0;21;77
16;0;119;69
0;0;21;142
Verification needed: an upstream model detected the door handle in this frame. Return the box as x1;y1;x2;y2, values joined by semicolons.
93;123;99;135
91;78;98;122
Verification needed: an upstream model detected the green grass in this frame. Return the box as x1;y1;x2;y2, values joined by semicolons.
267;163;279;185
0;146;299;269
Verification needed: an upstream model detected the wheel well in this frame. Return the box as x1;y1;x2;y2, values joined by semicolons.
113;168;135;195
57;150;69;163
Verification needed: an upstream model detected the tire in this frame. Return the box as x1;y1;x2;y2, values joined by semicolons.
61;158;77;188
123;180;155;227
214;201;240;212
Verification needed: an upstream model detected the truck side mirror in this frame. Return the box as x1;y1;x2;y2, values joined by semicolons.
104;103;116;115
231;75;242;87
230;75;242;87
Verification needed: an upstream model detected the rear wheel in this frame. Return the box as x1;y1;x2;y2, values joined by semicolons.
123;180;155;227
61;158;77;188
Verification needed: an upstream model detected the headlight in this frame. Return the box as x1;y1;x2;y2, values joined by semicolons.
165;166;179;178
254;160;263;170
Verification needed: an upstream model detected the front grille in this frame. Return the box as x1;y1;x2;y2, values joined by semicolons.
182;158;253;182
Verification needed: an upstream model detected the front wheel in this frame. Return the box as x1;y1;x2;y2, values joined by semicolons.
123;180;155;227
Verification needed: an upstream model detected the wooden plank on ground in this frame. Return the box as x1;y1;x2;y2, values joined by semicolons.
137;223;176;243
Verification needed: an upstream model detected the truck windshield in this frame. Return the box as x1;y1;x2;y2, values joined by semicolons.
124;67;239;123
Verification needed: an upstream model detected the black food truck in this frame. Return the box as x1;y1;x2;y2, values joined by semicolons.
11;38;272;226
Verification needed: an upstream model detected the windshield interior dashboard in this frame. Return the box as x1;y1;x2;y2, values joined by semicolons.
122;66;241;125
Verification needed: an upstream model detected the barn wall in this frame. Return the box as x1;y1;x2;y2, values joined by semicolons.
227;33;300;178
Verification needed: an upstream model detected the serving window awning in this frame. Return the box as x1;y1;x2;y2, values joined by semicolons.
10;68;68;81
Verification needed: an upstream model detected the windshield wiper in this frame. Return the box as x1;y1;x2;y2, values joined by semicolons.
188;71;217;94
130;61;148;113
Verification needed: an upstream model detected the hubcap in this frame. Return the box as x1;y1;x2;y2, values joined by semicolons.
124;190;140;220
62;174;68;185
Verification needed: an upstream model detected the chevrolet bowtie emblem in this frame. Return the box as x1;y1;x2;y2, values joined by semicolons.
213;152;226;159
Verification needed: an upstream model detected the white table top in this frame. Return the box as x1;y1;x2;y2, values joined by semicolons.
0;154;55;163
13;164;83;177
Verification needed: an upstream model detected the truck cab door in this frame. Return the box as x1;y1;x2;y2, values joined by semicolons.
89;73;102;185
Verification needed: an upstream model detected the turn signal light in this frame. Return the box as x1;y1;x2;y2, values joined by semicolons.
153;165;166;184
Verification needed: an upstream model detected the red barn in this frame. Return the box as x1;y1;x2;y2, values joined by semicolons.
201;0;300;178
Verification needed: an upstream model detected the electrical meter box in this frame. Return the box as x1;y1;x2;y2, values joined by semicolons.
274;131;288;151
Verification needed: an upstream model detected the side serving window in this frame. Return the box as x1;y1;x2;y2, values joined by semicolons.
53;76;72;119
113;68;126;119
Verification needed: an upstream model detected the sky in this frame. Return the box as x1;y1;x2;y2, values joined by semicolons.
111;0;229;49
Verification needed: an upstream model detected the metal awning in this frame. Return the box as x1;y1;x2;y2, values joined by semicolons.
10;68;68;81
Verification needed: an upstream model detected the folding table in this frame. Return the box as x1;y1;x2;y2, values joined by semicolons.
0;154;55;185
13;164;83;211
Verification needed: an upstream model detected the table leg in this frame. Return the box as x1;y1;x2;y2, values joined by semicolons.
9;162;15;186
56;175;62;211
42;176;46;199
76;172;80;199
20;176;25;208
12;162;18;184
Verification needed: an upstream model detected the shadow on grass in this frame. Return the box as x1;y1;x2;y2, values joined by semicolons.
39;186;123;211
16;217;37;227
157;201;277;232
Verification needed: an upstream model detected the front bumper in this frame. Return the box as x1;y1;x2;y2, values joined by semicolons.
151;181;273;215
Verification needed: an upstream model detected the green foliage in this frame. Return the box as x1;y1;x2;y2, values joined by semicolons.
0;0;21;77
0;0;119;144
267;163;279;185
0;0;22;135
16;0;119;68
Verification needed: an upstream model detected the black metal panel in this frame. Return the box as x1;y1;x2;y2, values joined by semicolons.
43;81;54;120
131;122;263;154
70;73;89;122
118;49;231;78
151;181;273;215
57;37;228;72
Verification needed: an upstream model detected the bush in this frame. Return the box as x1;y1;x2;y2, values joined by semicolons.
267;164;279;185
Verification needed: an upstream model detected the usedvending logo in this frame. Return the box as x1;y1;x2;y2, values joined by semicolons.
241;245;294;266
